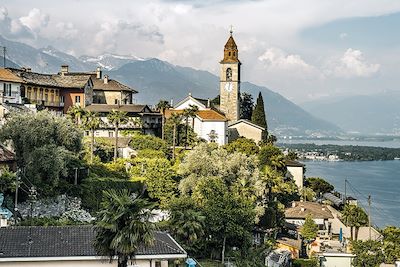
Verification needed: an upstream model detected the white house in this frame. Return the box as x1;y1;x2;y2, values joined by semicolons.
0;68;24;104
285;160;305;190
167;94;228;145
0;225;187;267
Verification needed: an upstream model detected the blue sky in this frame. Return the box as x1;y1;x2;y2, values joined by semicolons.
1;0;400;103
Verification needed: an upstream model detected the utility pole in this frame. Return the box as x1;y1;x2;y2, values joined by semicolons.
368;195;372;240
1;46;5;68
14;169;20;212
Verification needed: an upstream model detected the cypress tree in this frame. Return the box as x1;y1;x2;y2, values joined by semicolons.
251;92;268;139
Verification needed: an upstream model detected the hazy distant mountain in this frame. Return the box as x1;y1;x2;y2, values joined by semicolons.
0;36;92;73
80;53;144;70
109;58;341;136
0;35;341;136
302;92;400;134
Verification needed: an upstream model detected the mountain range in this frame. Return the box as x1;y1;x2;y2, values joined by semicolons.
0;35;345;136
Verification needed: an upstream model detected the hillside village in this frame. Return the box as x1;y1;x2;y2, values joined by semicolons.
0;32;399;267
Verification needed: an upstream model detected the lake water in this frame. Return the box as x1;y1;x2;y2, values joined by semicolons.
280;139;400;148
303;160;400;228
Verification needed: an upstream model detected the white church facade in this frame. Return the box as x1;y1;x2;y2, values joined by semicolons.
167;31;265;145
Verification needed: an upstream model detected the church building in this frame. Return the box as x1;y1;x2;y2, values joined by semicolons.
167;30;265;145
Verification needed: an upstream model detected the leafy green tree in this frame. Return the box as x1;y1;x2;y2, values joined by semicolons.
67;104;86;125
382;226;400;263
240;92;254;120
305;177;334;196
129;134;169;156
300;214;318;242
286;150;298;160
168;197;206;252
107;110;129;162
258;144;283;168
166;113;183;160
300;187;316;201
182;105;199;148
251;92;267;139
155;100;171;140
351;240;385;267
130;158;177;208
224;137;259;156
193;176;255;264
94;190;156;267
0;111;82;194
0;167;15;193
82;111;101;163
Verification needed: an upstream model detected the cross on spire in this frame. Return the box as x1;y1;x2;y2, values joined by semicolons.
230;25;233;35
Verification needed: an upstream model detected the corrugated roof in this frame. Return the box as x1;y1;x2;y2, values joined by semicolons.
0;68;24;83
285;201;333;219
0;226;186;258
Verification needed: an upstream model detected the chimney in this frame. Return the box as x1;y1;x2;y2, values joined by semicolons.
291;202;296;208
0;215;8;228
300;205;305;212
207;98;211;108
60;65;69;76
96;66;102;79
103;75;109;84
322;207;326;211
26;67;31;72
170;99;174;106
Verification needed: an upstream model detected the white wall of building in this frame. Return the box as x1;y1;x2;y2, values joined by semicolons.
287;166;304;190
193;117;227;145
0;81;22;104
175;98;207;110
320;253;354;267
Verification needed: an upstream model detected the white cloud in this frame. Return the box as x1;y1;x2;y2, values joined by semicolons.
19;8;49;32
327;48;380;78
258;47;317;75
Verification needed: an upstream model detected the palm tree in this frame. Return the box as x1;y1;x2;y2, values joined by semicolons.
94;190;156;267
342;204;367;240
270;154;285;171
155;100;171;140
67;104;86;125
82;111;101;163
169;208;205;245
169;113;182;160
107;109;129;162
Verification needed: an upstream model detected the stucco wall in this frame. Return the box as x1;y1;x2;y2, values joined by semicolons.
175;98;207;110
287;166;304;190
194;117;227;145
0;81;21;104
320;255;353;267
228;123;263;143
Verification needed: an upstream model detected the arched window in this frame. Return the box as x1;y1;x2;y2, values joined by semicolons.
226;68;232;81
228;52;231;56
233;52;236;56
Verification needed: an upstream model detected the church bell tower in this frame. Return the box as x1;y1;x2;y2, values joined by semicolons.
219;29;241;122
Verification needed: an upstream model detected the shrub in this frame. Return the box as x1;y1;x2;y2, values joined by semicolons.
80;178;143;212
130;134;169;155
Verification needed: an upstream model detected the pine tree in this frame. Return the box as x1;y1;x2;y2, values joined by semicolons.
251;92;268;139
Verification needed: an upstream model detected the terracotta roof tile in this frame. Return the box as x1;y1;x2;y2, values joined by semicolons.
285;201;333;219
165;109;227;121
0;68;24;83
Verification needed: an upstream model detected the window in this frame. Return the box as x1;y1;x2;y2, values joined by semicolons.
228;51;231;56
60;95;65;103
108;131;114;138
114;99;118;104
233;52;236;56
226;68;232;81
75;95;81;104
155;262;161;267
3;83;11;97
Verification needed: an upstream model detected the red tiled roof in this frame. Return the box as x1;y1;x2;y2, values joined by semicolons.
165;109;227;121
0;69;24;83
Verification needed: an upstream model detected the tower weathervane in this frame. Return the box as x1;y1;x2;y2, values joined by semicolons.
230;25;233;35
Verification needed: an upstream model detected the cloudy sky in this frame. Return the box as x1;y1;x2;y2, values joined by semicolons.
1;0;400;103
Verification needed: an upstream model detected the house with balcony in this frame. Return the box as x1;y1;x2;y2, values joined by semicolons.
0;68;24;104
6;66;93;114
85;104;162;137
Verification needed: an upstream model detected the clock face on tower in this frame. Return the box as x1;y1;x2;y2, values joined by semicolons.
224;82;233;92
